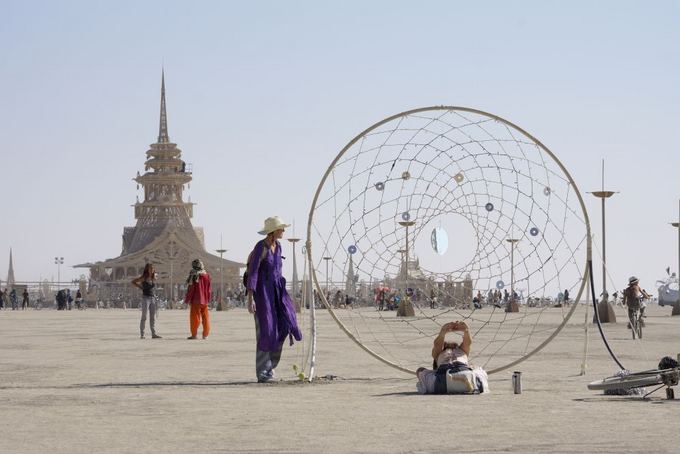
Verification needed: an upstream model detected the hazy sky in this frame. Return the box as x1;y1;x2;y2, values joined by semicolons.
1;1;678;294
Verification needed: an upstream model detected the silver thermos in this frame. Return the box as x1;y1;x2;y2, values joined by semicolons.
512;371;522;394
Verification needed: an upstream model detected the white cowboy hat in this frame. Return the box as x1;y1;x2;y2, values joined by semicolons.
258;216;291;235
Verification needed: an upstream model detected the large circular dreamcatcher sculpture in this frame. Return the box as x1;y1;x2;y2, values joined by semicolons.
306;106;592;374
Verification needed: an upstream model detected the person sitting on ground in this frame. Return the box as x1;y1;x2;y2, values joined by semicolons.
392;292;401;310
416;320;488;394
344;293;353;309
623;276;650;327
473;290;483;309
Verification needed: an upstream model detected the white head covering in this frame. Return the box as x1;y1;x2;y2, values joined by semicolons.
187;259;207;284
258;216;291;235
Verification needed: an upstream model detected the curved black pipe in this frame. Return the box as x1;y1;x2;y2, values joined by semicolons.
589;259;626;370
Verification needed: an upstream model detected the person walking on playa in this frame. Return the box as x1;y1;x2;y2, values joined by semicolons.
184;259;212;340
75;289;83;310
10;288;18;310
132;263;161;339
21;288;29;310
246;216;302;383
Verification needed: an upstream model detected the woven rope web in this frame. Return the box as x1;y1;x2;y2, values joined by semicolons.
307;107;590;374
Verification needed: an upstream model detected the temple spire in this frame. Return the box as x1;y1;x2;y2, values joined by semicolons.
158;70;169;143
6;248;15;289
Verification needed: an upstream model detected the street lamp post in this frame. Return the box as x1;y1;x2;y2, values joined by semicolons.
397;249;407;279
672;199;680;316
170;260;174;306
322;257;332;304
505;239;520;312
215;246;227;311
288;238;301;312
397;220;416;317
168;241;176;309
54;257;64;288
589;160;617;323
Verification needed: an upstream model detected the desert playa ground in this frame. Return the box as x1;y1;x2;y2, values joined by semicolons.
1;304;678;454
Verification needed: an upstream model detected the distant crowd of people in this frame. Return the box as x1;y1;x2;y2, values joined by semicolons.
54;288;84;310
0;287;30;310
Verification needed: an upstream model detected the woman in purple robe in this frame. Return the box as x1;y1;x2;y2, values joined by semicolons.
247;216;302;382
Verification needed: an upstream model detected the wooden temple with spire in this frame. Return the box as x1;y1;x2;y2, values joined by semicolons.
76;72;244;303
5;248;16;290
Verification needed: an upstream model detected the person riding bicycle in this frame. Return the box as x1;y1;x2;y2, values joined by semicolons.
623;276;650;328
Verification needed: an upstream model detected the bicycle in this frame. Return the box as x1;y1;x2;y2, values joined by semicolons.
626;293;650;340
628;304;644;340
588;366;680;400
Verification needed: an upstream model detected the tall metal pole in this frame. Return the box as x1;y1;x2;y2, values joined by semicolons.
54;257;64;287
288;238;301;296
397;249;406;279
509;240;516;296
169;242;174;307
398;221;416;316
672;199;680;316
216;237;227;311
505;239;519;312
601;195;606;298
323;257;332;294
590;160;617;323
398;221;415;281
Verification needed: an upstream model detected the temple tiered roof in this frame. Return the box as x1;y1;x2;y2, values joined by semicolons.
75;72;243;301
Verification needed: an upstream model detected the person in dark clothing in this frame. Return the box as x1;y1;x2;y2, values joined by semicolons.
132;263;162;339
10;289;18;310
56;290;66;310
75;289;83;310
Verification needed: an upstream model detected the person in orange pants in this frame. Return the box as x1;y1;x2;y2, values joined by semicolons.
184;259;212;339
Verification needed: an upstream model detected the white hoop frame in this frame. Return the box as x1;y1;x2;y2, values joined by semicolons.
306;106;593;375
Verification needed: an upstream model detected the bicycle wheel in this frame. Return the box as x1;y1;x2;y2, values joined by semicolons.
637;316;643;339
630;315;637;340
588;372;662;391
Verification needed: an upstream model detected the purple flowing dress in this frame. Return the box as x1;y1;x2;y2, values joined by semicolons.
247;239;302;352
